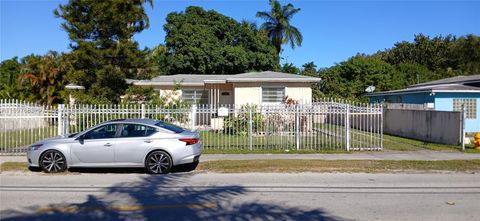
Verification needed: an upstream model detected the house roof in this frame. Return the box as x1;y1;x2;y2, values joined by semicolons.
366;74;480;96
366;84;480;96
129;71;321;86
409;75;480;88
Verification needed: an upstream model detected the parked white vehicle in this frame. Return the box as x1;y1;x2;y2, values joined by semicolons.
27;119;202;174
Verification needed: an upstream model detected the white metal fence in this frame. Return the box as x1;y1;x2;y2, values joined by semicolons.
0;99;383;154
385;103;432;110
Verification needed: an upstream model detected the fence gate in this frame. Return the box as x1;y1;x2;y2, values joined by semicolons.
1;99;383;154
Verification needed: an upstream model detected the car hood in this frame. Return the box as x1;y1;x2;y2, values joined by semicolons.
37;135;75;145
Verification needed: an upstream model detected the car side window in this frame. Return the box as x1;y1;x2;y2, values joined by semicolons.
119;124;157;138
83;124;118;140
145;126;157;136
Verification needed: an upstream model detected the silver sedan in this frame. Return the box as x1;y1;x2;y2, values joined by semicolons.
27;119;202;174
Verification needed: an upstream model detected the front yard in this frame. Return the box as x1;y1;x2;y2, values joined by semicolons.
1;126;478;154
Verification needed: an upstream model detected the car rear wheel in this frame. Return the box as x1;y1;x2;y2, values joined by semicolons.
145;150;172;174
40;150;67;173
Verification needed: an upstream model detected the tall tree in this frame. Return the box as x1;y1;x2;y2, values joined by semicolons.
54;0;153;103
451;34;480;75
375;34;480;84
148;45;170;76
319;56;403;100
300;62;318;77
256;0;303;54
163;6;278;75
0;57;20;89
299;62;323;99
17;52;66;105
395;62;434;86
280;62;299;74
382;34;454;71
0;57;21;98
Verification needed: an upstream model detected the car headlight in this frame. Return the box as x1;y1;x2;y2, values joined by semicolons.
29;144;43;151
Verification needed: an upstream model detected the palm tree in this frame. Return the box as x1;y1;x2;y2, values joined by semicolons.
17;52;65;105
256;0;303;54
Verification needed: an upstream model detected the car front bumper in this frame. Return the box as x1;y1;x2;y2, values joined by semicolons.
26;150;41;167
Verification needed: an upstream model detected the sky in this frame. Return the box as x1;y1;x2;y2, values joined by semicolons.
1;0;479;68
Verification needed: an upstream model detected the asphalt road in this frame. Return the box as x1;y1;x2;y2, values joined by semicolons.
1;172;479;221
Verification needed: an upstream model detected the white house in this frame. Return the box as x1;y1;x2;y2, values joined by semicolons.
129;71;321;106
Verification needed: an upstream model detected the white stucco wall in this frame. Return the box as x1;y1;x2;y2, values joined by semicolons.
233;82;313;106
285;86;312;104
234;85;262;106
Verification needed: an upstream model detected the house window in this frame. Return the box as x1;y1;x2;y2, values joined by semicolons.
262;87;285;103
182;90;207;104
453;99;477;119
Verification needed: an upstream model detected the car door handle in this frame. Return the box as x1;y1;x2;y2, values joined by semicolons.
104;143;113;147
144;140;153;143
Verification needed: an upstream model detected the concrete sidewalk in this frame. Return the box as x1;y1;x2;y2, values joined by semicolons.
2;150;479;164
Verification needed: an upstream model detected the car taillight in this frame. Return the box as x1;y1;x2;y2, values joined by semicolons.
179;138;199;145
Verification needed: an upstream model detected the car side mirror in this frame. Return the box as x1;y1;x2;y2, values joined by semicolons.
77;135;85;143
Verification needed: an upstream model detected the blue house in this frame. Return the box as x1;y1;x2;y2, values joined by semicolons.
367;75;480;133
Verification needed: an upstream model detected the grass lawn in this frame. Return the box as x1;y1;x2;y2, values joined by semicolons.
2;160;480;173
0;127;57;151
464;145;480;153
200;129;479;153
2;125;478;154
383;134;458;151
0;162;29;172
0;162;83;174
200;130;347;152
383;134;480;153
198;159;480;173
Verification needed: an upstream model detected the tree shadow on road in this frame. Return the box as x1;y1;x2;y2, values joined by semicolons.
1;173;344;221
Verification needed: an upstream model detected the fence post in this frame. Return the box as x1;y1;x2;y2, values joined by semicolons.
190;104;197;130
345;103;350;151
265;107;269;149
141;104;146;119
295;104;300;150
57;104;65;136
461;104;466;151
65;105;69;136
248;107;253;151
380;103;384;150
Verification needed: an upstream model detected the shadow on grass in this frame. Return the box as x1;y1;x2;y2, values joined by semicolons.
1;173;343;221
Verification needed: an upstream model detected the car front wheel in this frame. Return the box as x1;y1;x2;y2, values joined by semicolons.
145;150;172;174
40;150;67;173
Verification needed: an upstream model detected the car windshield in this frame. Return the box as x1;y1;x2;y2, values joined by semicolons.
155;121;185;133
